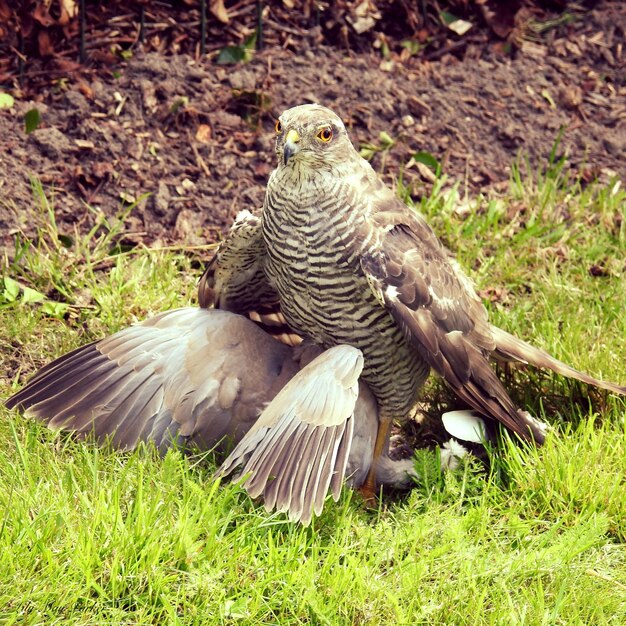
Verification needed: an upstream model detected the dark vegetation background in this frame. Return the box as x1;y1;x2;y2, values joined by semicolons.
0;0;623;253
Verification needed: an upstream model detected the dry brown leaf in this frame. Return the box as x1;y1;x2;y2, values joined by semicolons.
78;82;93;99
55;58;81;72
479;0;520;39
0;0;12;21
210;0;229;24
37;29;54;57
195;124;212;143
32;1;55;27
59;0;79;26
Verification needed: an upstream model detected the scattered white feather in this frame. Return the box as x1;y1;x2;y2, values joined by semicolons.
522;411;550;437
374;457;417;488
385;285;400;301
442;409;487;443
234;209;254;223
439;439;470;471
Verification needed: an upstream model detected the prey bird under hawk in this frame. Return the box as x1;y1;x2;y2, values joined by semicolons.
203;103;625;500
5;306;429;525
5;206;473;525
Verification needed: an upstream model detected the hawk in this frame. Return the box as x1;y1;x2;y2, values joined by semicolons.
215;103;625;499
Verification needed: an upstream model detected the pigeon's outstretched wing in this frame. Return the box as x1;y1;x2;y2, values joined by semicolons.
6;309;419;522
360;204;547;444
5;308;299;452
217;345;363;525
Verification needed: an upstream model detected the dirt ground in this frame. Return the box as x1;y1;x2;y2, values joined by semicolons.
1;2;624;256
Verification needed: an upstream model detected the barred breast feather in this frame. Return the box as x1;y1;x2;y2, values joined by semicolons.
262;171;429;419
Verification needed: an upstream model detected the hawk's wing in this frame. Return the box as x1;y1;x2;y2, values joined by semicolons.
217;345;362;525
360;204;546;443
198;209;300;346
198;210;278;312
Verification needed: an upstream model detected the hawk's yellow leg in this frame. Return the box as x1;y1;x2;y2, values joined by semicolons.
359;415;392;504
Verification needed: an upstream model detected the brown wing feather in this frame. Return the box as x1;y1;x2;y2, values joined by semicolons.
197;209;301;345
197;209;279;312
362;207;545;443
491;326;626;395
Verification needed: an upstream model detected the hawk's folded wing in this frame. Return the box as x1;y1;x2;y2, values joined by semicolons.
360;206;546;444
198;209;300;346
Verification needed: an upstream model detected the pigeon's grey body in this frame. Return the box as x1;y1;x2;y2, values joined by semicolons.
5;306;418;524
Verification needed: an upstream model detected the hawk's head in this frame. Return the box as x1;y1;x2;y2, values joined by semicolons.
274;104;355;169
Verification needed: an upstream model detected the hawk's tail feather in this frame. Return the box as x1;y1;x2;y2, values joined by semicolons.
491;326;626;396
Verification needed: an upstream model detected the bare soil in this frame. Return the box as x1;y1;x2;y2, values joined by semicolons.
1;2;624;256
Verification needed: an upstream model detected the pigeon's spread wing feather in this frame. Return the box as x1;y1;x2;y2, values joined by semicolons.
6;308;298;452
361;205;545;443
217;345;363;525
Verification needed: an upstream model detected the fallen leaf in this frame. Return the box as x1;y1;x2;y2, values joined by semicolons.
78;82;93;99
414;161;437;182
440;11;473;36
0;0;11;22
346;0;381;34
32;2;55;27
0;92;14;109
478;0;520;39
37;29;54;57
55;58;81;73
540;89;556;109
210;0;229;24
195;123;211;143
412;151;440;173
74;139;95;149
24;108;41;134
448;19;473;36
59;0;78;25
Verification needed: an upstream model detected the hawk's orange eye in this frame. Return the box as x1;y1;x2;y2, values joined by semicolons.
317;127;333;143
275;120;282;133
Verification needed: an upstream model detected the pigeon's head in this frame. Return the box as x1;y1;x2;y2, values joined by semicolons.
273;104;355;170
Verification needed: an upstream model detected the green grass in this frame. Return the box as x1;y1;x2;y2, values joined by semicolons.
1;162;625;624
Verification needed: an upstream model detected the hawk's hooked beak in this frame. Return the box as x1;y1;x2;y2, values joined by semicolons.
283;129;300;165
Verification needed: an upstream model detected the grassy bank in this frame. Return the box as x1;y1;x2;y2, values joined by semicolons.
1;163;625;624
